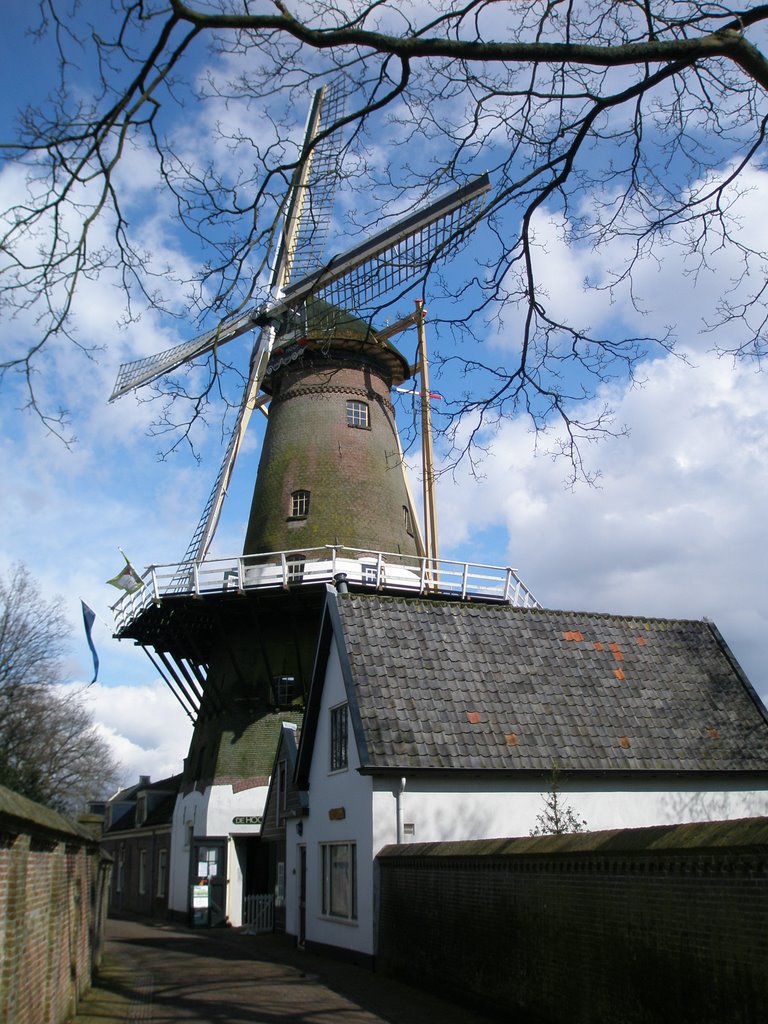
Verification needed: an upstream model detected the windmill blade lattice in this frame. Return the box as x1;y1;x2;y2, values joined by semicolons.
175;83;348;566
276;78;347;287
109;306;260;402
280;173;491;315
108;79;492;568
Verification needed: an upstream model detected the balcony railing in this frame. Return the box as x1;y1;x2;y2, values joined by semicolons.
112;545;540;633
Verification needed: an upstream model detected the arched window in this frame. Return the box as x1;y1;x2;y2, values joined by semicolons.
290;490;310;518
346;400;370;428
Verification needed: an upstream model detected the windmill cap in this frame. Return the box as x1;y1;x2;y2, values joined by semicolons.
268;297;411;385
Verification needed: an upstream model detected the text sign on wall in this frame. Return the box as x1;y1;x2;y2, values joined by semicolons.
232;815;262;825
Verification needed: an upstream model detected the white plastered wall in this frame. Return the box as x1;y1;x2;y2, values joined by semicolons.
168;782;269;925
291;638;375;955
371;775;768;852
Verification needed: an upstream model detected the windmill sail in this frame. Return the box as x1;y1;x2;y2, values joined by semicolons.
109;306;260;402
178;81;348;565
278;173;491;314
273;78;347;288
109;78;492;566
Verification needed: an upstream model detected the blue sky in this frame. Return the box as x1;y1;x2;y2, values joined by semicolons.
1;7;767;789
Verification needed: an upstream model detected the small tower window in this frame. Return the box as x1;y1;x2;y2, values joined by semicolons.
346;400;370;428
272;675;296;706
290;490;310;518
286;554;305;584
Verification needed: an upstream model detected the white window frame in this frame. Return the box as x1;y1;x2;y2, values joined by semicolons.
290;490;310;517
321;841;357;922
346;400;370;428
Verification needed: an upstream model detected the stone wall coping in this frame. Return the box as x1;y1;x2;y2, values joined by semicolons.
378;815;768;860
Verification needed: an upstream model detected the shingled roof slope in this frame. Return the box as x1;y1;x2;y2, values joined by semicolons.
333;594;768;773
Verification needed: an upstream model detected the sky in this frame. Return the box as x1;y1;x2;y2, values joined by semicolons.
1;7;766;793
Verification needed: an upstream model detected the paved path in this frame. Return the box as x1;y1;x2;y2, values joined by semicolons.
70;917;502;1023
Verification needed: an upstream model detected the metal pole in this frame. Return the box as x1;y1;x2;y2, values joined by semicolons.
416;301;439;568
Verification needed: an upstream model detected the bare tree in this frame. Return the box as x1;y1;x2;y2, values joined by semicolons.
530;767;589;836
0;564;121;814
2;2;768;473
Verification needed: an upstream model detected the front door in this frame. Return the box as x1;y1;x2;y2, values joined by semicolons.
191;839;228;927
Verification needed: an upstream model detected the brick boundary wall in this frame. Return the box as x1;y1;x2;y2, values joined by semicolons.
376;817;768;1024
0;786;112;1024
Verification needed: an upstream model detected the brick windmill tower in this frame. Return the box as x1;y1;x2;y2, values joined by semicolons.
108;84;506;923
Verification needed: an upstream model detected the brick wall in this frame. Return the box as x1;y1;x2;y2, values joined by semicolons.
0;787;111;1024
377;818;768;1024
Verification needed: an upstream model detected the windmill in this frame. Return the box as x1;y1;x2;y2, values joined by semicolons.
109;80;490;567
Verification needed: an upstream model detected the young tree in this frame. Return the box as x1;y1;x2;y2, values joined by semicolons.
0;564;121;814
530;767;589;836
2;2;768;472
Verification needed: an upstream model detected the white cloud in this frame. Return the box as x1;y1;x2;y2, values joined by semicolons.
62;680;193;790
438;347;768;701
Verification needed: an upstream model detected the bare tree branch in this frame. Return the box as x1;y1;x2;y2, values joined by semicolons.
2;1;768;474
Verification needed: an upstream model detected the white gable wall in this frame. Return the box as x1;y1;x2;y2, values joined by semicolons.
371;775;768;851
169;782;269;925
292;637;376;955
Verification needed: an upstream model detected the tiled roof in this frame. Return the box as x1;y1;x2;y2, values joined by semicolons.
334;594;768;773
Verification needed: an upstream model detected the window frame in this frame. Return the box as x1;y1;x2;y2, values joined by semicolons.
285;554;306;584
320;841;357;922
116;845;125;893
156;848;168;898
346;399;370;429
289;489;310;518
330;702;349;773
272;675;295;706
138;848;147;895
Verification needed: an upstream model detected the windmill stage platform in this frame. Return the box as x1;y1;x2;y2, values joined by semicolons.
111;545;538;718
114;545;539;635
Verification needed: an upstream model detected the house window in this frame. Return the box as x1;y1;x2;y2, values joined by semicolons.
138;849;147;895
321;842;357;921
116;846;125;893
330;703;348;772
346;400;369;428
157;849;168;898
290;490;310;518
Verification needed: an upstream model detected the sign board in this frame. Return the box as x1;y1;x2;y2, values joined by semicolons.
192;885;209;908
232;815;262;825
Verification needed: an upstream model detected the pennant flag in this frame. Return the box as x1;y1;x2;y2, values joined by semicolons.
394;387;444;401
106;552;144;594
81;601;99;685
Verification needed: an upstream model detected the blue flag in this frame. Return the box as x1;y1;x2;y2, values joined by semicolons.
81;601;99;685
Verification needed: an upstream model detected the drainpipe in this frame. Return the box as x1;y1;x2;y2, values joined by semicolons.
395;777;407;844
